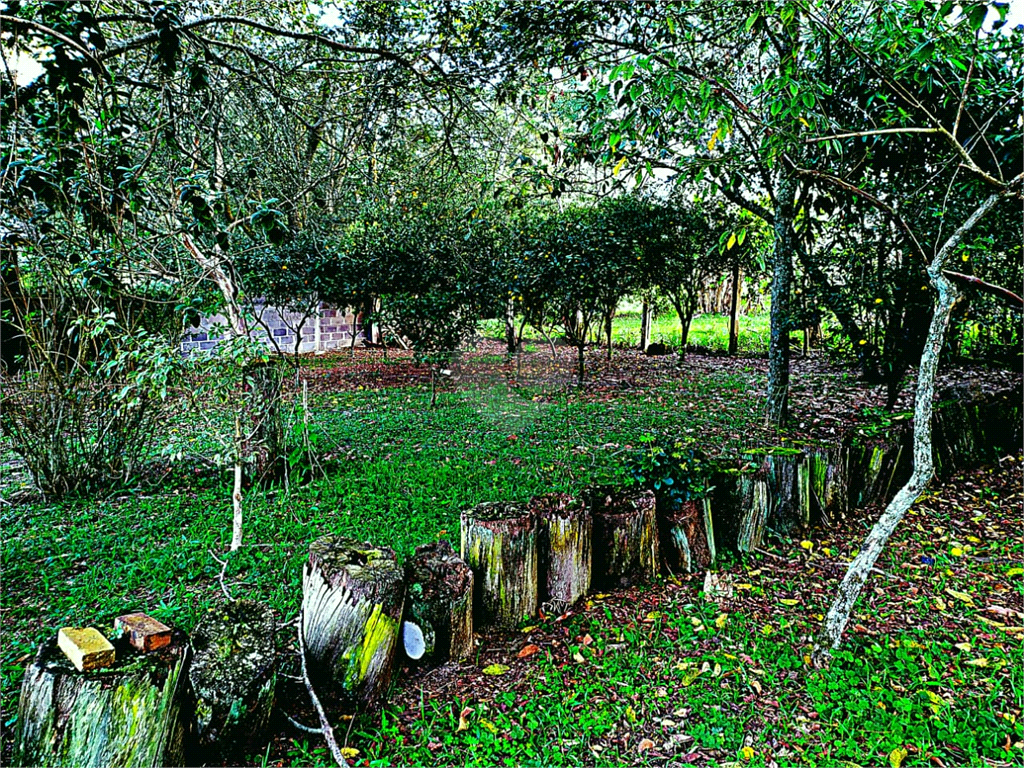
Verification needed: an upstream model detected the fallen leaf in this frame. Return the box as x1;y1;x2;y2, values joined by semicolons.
715;613;728;629
625;705;638;724
573;651;586;664
954;642;971;652
482;664;510;676
1006;568;1023;577
966;657;989;667
456;707;472;732
479;719;498;734
800;540;814;550
889;746;908;768
518;644;541;658
340;747;360;760
945;588;974;605
521;625;538;634
740;745;756;761
780;598;800;606
638;738;656;753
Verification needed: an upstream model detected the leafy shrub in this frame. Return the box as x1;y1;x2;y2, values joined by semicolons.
626;434;715;509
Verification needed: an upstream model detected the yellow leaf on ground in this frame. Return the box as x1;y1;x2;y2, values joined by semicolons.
625;705;638;724
954;642;971;652
482;664;510;676
950;547;964;556
799;540;814;550
966;657;989;667
945;588;975;605
340;747;360;759
780;598;800;606
715;613;728;629
736;583;753;590
889;746;908;768
740;745;756;761
479;719;498;734
1006;568;1024;577
521;625;538;634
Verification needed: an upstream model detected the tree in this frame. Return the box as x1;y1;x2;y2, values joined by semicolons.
795;1;1023;656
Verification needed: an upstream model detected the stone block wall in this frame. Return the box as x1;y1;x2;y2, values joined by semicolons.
181;301;368;356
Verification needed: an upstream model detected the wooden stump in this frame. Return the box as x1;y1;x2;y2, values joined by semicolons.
737;448;801;550
14;631;190;768
799;446;848;525
302;536;404;710
189;600;276;762
586;487;658;590
660;498;715;573
849;437;910;508
461;502;539;629
404;540;474;664
532;493;592;611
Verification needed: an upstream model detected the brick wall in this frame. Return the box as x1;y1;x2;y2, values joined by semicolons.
181;301;368;356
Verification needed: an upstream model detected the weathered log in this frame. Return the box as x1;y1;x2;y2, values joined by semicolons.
532;493;592;611
301;536;404;710
189;599;276;762
404;540;474;664
799;446;848;525
14;631;190;768
737;448;802;550
461;502;539;629
586;487;658;589
848;437;911;509
660;498;716;573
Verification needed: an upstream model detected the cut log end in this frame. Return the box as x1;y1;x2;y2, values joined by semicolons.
585;486;658;590
405;540;473;664
532;493;592;608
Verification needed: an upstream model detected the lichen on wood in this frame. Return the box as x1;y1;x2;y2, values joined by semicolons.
189;599;276;762
301;536;404;710
586;487;658;589
461;501;539;630
14;631;190;768
532;493;592;610
404;540;474;664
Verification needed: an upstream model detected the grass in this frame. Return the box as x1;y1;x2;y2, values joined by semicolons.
2;311;1021;767
479;311;772;355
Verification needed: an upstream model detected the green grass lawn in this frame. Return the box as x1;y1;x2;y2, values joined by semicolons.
480;312;771;354
2;313;1021;768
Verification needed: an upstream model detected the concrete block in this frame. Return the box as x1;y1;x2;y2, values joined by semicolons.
114;613;172;652
57;627;115;672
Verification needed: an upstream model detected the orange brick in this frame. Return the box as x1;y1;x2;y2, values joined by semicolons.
114;613;172;652
57;627;115;672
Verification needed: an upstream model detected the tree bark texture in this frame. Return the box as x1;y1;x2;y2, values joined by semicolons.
639;302;652;351
242;361;285;484
301;536;404;710
14;632;190;768
404;540;474;664
532;493;592;611
766;172;797;426
660;498;716;574
848;436;911;509
737;448;802;550
818;191;1005;656
799;446;848;525
461;502;539;630
728;263;741;356
189;600;276;762
586;487;658;589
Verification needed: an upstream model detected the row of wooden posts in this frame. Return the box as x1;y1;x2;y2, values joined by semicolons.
13;390;1020;767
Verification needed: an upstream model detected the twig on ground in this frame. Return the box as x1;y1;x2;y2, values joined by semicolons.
298;608;350;767
284;712;324;735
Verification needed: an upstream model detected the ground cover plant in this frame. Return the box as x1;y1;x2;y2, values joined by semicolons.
2;327;1020;766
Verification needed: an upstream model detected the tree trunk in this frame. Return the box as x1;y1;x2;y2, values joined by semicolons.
576;339;586;385
242;361;285;484
189;600;276;763
586;487;659;589
504;298;518;355
766;172;797;426
639;302;652;351
737;448;802;549
660;498;715;574
1;245;27;375
301;536;405;710
14;632;190;767
404;540;474;664
728;263;741;356
817;190;1003;658
605;310;614;360
532;493;592;611
460;501;539;630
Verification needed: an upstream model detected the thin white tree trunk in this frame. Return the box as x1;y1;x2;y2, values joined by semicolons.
231;416;243;552
816;191;1004;658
